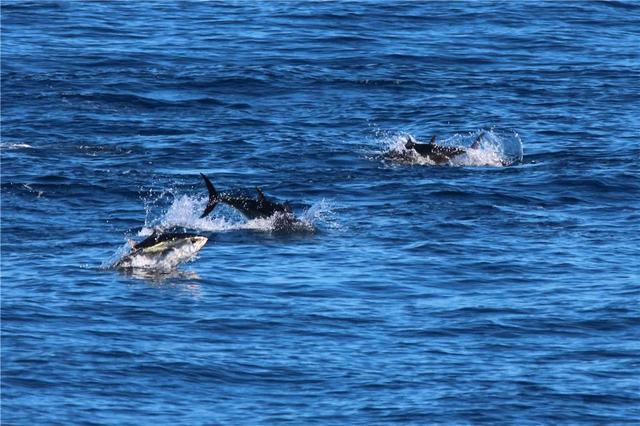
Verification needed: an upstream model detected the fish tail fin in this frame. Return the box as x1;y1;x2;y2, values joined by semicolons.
471;132;484;149
200;173;219;218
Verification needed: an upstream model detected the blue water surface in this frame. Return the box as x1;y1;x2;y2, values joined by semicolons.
2;1;640;424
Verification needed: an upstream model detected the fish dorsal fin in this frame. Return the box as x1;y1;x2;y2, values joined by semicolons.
256;187;265;203
429;135;436;144
405;135;415;149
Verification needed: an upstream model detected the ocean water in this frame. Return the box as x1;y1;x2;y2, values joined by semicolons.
2;1;639;424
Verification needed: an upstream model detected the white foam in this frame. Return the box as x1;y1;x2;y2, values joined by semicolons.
1;143;33;150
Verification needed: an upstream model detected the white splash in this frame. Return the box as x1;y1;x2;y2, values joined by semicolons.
301;199;342;231
156;194;239;232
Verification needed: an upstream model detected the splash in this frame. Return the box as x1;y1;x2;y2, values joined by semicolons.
106;190;216;271
301;199;342;231
102;242;132;269
108;184;334;272
154;194;238;232
377;129;523;167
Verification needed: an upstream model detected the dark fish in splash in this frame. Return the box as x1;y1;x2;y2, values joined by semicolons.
199;174;310;232
403;133;484;164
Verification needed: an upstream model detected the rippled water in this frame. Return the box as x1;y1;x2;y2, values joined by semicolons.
2;1;639;424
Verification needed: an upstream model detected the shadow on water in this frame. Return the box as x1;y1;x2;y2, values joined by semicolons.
117;267;202;283
110;266;205;299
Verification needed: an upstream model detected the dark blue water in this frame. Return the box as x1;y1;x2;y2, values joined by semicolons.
2;1;640;423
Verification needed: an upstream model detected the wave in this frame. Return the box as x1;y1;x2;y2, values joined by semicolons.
64;91;227;109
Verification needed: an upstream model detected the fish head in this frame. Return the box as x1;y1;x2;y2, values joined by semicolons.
189;236;208;252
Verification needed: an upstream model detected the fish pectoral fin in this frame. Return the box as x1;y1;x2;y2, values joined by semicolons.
145;242;169;253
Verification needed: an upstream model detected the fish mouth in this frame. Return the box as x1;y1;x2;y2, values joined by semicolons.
189;236;208;251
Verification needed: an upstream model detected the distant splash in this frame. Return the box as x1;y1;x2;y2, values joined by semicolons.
374;128;523;167
0;142;33;150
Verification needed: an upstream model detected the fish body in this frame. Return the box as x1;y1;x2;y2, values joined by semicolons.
200;174;293;220
404;133;483;164
115;231;208;270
